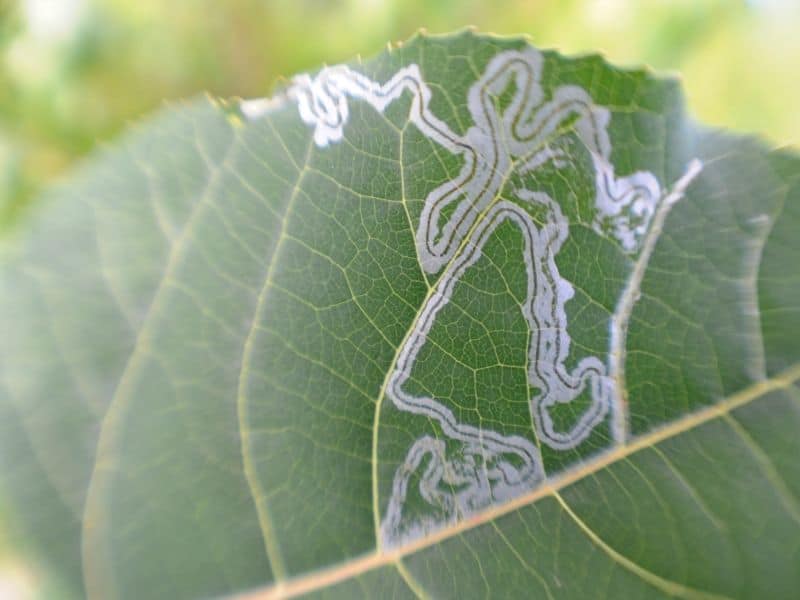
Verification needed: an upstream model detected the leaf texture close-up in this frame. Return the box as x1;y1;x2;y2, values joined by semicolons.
1;32;799;599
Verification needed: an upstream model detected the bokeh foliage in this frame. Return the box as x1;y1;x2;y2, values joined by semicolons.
0;0;799;227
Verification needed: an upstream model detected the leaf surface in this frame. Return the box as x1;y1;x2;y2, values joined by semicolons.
1;32;799;599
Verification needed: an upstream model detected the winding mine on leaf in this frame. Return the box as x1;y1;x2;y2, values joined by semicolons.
244;47;706;547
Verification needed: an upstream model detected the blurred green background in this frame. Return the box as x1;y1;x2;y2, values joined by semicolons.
1;0;800;228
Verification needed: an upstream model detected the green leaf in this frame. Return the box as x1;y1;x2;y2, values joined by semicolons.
2;31;799;599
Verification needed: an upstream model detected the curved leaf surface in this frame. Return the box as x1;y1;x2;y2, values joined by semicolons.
1;32;799;599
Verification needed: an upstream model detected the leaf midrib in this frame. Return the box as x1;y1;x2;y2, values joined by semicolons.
241;362;800;600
